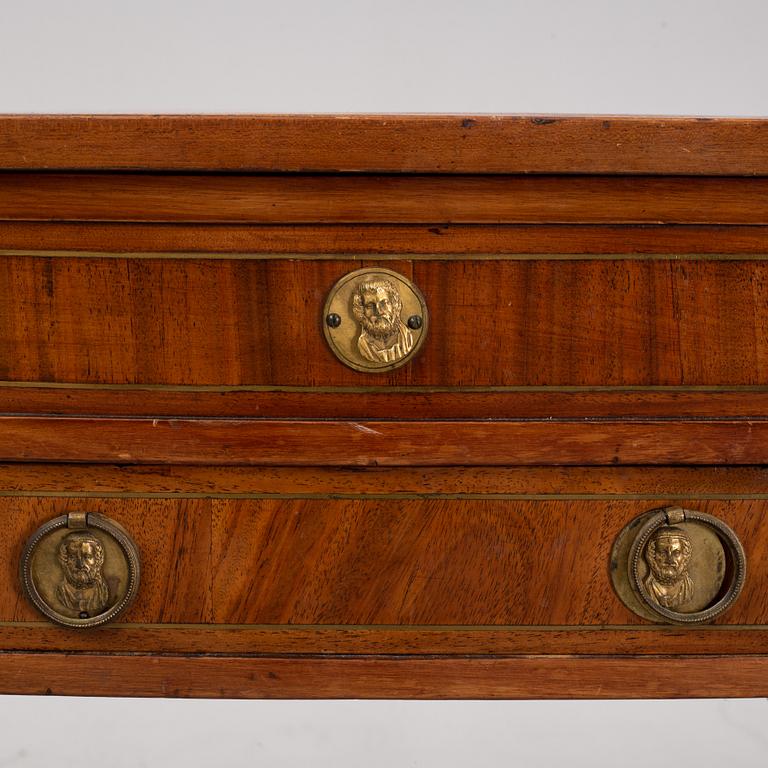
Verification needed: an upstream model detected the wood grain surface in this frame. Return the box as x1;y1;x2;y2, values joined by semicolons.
2;256;768;386
3;495;768;627
0;417;765;465
4;115;768;701
0;463;766;497
3;469;768;659
4;173;768;224
3;653;768;699
1;115;767;175
4;222;768;254
4;387;768;419
1;624;768;657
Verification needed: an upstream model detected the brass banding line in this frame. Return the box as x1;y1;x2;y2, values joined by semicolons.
3;381;768;393
2;249;768;262
1;621;767;632
3;492;768;500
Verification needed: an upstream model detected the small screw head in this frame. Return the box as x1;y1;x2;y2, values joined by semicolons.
407;315;423;330
326;313;342;328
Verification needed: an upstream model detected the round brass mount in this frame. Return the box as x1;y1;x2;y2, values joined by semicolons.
322;267;429;372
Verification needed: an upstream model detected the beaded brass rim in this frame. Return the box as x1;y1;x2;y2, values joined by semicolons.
20;512;141;629
628;507;746;624
322;267;429;373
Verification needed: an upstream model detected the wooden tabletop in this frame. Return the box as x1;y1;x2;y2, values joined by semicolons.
1;114;767;174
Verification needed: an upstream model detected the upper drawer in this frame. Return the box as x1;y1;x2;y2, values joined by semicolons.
1;253;768;387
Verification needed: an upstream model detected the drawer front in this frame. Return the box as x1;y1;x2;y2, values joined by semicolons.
3;466;768;658
2;254;768;387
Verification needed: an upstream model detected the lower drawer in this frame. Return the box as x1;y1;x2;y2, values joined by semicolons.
2;464;768;698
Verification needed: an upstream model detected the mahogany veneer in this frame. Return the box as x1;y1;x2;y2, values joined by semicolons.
1;115;768;699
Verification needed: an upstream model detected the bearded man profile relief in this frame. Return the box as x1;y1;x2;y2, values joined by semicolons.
352;279;414;364
644;526;694;610
56;531;110;616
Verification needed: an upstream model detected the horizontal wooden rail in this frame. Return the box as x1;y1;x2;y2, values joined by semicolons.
0;417;767;465
4;223;768;254
1;625;768;657
0;464;767;496
1;115;767;174
2;387;768;419
3;174;768;224
1;653;768;698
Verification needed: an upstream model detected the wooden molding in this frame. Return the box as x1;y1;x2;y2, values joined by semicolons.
1;115;768;174
4;223;768;254
0;417;766;465
2;653;768;698
2;624;768;657
3;173;768;224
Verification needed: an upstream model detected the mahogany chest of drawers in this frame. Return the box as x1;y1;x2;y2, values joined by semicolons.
1;115;768;698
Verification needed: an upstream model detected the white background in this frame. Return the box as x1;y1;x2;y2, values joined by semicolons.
1;0;767;114
1;1;768;766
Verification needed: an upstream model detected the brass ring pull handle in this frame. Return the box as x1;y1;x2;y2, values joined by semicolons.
323;267;429;372
611;506;746;625
20;512;141;629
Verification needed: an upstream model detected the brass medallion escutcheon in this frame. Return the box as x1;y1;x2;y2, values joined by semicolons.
323;268;429;372
19;512;141;629
610;506;746;624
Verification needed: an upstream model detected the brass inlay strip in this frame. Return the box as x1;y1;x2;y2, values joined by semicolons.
0;621;766;632
3;381;768;393
2;492;768;500
2;250;768;262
